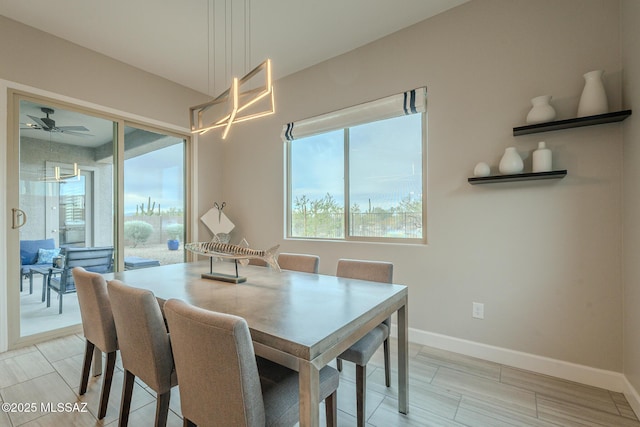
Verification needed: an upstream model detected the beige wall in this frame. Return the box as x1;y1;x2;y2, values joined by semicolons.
0;16;223;348
221;0;625;372
622;0;640;394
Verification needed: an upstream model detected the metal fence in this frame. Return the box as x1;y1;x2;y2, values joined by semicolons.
291;212;422;239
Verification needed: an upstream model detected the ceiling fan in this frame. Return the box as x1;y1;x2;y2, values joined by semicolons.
22;107;92;137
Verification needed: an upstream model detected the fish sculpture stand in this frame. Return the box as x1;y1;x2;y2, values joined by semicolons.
185;241;280;284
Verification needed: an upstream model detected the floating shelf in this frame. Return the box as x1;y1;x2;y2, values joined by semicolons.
468;170;567;185
513;110;632;136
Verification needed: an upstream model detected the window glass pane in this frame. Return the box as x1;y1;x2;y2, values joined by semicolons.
124;127;185;266
290;130;344;238
348;114;422;239
18;99;115;336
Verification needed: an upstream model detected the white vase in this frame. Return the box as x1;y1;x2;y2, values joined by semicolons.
526;95;556;124
577;70;608;117
499;147;523;174
532;141;552;172
473;162;491;177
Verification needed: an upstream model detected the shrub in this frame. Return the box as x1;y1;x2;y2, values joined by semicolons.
124;221;154;247
165;223;184;240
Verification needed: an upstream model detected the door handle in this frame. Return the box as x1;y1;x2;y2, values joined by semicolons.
12;208;27;229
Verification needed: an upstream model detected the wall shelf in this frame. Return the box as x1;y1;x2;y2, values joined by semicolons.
513;110;632;136
468;170;567;185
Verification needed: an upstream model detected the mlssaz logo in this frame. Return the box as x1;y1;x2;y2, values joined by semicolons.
40;402;89;413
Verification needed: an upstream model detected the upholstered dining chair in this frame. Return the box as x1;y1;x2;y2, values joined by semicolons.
107;280;177;427
72;267;117;420
336;259;393;427
163;298;339;427
277;253;320;273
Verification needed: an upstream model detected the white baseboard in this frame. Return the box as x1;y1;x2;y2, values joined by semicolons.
623;377;640;418
392;325;628;394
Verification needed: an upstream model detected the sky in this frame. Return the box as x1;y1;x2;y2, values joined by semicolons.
290;113;423;211
124;142;184;215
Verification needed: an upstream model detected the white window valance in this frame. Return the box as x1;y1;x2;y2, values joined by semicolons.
281;87;426;142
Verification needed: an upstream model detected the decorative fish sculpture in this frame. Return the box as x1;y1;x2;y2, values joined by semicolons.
185;241;281;271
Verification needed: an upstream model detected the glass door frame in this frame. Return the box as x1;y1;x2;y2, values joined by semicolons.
6;89;192;349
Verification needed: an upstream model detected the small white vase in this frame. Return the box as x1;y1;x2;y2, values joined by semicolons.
577;70;608;117
532;141;552;172
499;147;524;174
473;162;491;177
526;95;556;124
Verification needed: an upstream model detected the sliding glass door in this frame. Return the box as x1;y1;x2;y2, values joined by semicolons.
13;98;115;337
7;92;189;345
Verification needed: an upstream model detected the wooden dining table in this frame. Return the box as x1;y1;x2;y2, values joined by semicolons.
104;260;409;427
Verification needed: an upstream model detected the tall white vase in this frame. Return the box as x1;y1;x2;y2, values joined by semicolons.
499;147;524;174
526;95;556;124
577;70;608;117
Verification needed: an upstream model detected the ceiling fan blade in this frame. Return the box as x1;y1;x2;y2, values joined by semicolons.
27;115;48;129
20;122;42;129
58;129;95;137
57;125;90;132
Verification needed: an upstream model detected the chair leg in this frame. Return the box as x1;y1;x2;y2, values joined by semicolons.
356;364;366;427
79;340;95;395
325;390;337;427
59;292;63;314
336;358;343;372
119;370;135;427
383;338;391;387
29;271;34;294
98;351;117;419
155;391;171;427
46;280;51;308
41;275;47;302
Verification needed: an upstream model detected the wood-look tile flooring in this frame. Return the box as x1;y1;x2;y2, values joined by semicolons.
0;334;637;426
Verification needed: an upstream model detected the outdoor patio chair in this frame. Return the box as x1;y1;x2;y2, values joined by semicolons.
47;246;114;314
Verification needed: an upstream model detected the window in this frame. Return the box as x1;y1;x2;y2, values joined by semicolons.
285;89;425;242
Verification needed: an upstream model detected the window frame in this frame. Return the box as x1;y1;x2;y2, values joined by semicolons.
286;111;427;244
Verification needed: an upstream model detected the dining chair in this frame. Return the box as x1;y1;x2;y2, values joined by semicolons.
336;258;393;427
72;267;117;420
277;253;320;273
163;298;339;427
107;279;177;427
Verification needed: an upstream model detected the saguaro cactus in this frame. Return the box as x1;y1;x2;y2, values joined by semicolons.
136;197;160;216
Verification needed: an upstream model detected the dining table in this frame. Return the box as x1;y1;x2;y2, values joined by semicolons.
104;259;409;427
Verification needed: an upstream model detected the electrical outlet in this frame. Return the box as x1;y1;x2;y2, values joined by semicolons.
472;302;484;319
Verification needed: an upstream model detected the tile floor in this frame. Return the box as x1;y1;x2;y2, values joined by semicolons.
19;282;82;337
0;334;638;426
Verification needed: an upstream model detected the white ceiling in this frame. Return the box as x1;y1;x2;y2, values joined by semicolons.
0;0;469;95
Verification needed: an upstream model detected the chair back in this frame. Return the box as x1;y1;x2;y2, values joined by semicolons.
164;298;265;427
58;247;114;292
107;279;174;394
72;267;117;353
336;259;393;284
278;253;320;274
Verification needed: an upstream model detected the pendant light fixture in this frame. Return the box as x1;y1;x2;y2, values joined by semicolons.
42;162;81;182
40;126;81;182
189;0;274;139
